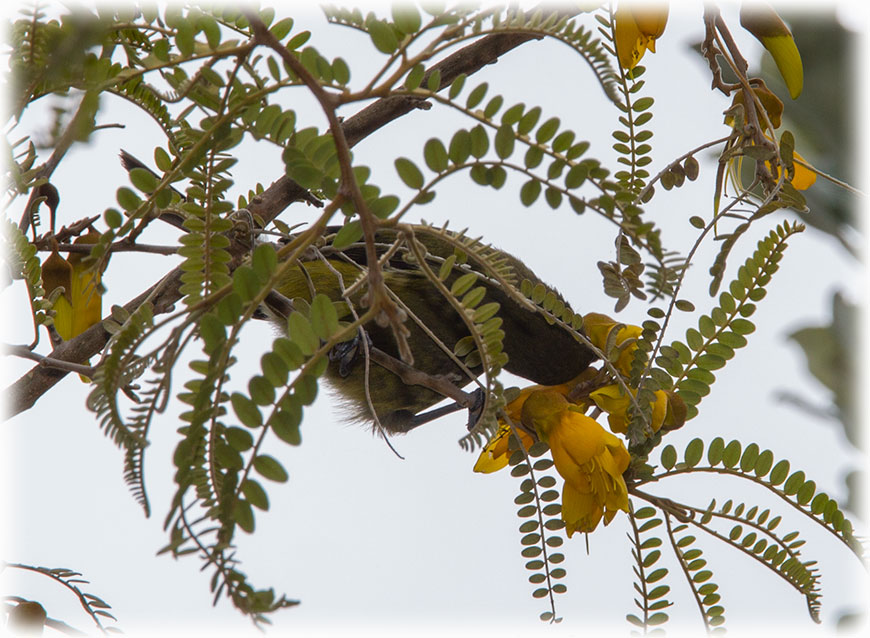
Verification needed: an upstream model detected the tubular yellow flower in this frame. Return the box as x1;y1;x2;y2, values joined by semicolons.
521;390;630;535
42;232;104;340
474;376;585;473
583;312;643;376
473;420;534;474
589;384;669;434
788;153;817;190
614;3;669;71
773;148;817;191
739;3;803;99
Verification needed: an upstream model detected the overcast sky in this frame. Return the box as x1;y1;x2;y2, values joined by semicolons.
2;2;867;637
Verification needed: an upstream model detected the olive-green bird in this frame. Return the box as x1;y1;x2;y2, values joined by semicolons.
266;226;596;434
117;150;596;433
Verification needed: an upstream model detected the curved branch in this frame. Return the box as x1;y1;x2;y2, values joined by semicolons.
5;19;565;419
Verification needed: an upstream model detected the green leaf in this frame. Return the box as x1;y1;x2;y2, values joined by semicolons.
423;138;449;172
494;125;515;159
684;438;703;467
565;164;588;189
696;354;726;370
676;299;695;312
660;444;677;469
392;4;421;33
707;437;725;466
241;478;270;510
116;187;141;212
199;313;227;353
332;220;363;250
784;470;805;496
632;97;654;112
405;64;425;90
730;318;756;335
369;194;399;219
448;73;466;100
332;57;350;85
685;328;704;352
517;106;541;135
520;179;541;206
524;146;543;169
251;243;277;281
395;157;424;189
451;272;477;296
718;331;748;349
248;375;275;406
536;117;560;143
484;94;504;119
287;311;319;356
501;102;525;126
310;293;339;339
294;373;320;404
810;492;829;515
270;17;295;40
261;352;289;387
216;293;243;325
175;20;195;57
647;568;668;583
368;19;398;54
448;129;471;164
286;30;311;50
225;427;254;453
544;187;562;209
271;400;302;445
231;392;263;428
129;167;158;193
469;125;489;158
253;454;289;482
520;532;541;546
769;460;790;485
796;480;815;505
233;499;255;533
740;443;759;472
754;449;774;478
722;440;742;468
466;82;488;109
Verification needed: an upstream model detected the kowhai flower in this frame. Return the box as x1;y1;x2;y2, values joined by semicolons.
521;390;630;535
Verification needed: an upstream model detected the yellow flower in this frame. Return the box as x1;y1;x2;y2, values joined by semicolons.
739;4;803;99
42;231;104;340
776;148;817;191
474;377;581;474
521;390;630;535
590;384;668;435
614;3;669;71
583;312;643;376
473;419;535;474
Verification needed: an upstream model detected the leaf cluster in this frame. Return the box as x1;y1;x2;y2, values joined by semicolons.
507;437;568;623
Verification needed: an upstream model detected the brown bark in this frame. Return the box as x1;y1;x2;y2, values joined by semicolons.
5;18;568;419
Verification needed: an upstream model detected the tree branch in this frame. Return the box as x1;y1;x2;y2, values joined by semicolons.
5;19;563;420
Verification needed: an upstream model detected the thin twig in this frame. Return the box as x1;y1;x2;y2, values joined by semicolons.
3;343;96;377
52;241;178;256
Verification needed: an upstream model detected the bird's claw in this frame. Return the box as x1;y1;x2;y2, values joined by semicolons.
466;387;486;430
329;330;372;378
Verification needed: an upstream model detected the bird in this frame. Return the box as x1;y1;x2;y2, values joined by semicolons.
266;225;596;434
114;150;596;434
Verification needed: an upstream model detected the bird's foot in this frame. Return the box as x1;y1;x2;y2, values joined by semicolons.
465;387;486;430
328;329;372;378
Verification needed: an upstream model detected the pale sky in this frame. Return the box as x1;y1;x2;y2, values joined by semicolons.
2;2;867;637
